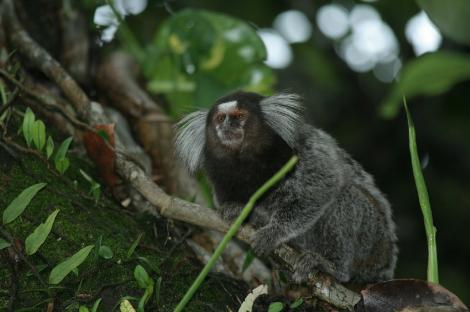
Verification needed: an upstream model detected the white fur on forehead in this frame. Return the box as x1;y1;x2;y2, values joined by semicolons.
174;110;208;173
260;93;304;148
217;100;238;112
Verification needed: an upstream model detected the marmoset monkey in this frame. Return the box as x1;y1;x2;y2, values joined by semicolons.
175;91;397;283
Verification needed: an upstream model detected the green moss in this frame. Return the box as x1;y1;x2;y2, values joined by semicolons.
0;139;247;311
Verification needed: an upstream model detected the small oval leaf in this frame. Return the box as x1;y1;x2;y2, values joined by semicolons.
3;183;47;224
55;158;70;175
290;298;304;309
22;107;35;147
0;238;11;250
54;137;73;162
380;52;470;118
268;302;284;312
25;210;59;255
79;306;90;312
134;265;150;289
32;119;46;151
46;136;54;159
99;245;113;259
48;245;94;284
120;299;136;312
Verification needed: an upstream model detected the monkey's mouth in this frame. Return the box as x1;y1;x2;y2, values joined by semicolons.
217;130;244;147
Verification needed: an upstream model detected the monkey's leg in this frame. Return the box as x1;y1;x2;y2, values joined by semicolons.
292;251;352;283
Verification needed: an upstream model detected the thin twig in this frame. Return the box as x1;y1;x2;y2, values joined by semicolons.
0;69;93;132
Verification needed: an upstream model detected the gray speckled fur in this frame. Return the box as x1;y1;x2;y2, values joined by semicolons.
175;92;398;283
248;125;398;283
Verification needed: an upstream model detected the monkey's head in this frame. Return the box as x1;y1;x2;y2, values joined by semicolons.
175;91;303;173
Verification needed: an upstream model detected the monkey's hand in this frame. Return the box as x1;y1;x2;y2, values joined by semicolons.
250;225;284;256
292;252;351;283
218;202;244;224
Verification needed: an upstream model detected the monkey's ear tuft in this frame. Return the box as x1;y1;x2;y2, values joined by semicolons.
260;93;304;148
174;110;208;174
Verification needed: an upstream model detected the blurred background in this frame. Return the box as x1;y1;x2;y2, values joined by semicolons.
88;0;470;303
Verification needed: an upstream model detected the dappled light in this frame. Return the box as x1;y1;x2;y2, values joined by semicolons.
257;29;293;69
406;11;442;56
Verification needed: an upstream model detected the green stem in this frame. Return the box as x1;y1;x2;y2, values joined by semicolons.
404;98;439;283
174;155;299;312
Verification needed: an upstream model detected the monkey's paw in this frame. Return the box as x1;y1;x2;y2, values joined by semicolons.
250;226;281;256
292;252;320;283
292;252;350;283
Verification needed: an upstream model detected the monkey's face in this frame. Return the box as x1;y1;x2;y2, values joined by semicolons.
211;101;249;148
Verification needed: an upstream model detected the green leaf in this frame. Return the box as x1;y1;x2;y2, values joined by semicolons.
79;306;90;312
46;136;54;159
32;119;46;151
380;52;470;118
3;183;47;224
22;107;35;147
417;0;470;45
290;298;304;309
48;245;94;284
120;300;136;312
90;183;101;204
127;233;143;259
134;265;151;289
54;137;73;162
99;245;113;259
25;209;59;255
55;158;70;175
404;99;439;283
145;9;274;113
91;298;102;312
0;238;11;250
94;235;102;262
137;280;154;312
268;302;284;312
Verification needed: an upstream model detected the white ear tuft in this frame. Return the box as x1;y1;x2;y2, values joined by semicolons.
174;110;208;173
260;93;304;148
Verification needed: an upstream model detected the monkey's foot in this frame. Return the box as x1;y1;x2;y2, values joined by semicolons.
292;252;350;283
250;226;282;256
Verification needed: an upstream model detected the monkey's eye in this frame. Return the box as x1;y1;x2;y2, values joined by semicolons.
216;114;225;122
234;112;246;120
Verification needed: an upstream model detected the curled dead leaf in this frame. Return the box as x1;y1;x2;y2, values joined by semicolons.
359;279;468;312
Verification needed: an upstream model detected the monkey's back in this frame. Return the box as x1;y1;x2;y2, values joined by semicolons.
252;125;398;282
